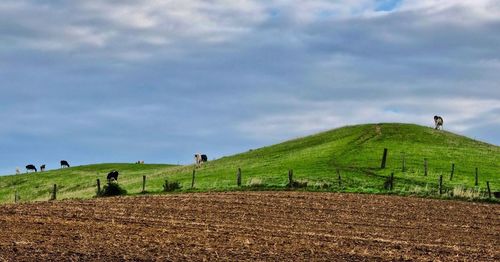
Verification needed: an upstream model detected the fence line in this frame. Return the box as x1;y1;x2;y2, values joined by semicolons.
6;144;498;203
8;167;498;204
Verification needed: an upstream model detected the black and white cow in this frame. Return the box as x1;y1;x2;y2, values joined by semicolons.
194;153;208;167
60;160;70;168
434;115;444;130
26;164;37;173
107;170;119;181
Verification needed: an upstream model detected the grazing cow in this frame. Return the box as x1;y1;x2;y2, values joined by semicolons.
434;115;444;130
194;153;208;167
26;164;37;173
107;170;119;181
40;164;46;172
136;160;145;164
16;167;20;175
60;160;70;168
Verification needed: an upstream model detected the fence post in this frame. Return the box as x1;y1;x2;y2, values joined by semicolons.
14;190;19;203
51;184;57;200
142;175;146;193
475;168;478;186
381;148;388;169
191;169;196;189
237;168;242;187
96;179;101;195
288;169;293;188
439;175;443;195
486;181;491;199
401;152;406;172
449;163;455;181
424;158;428;176
337;168;342;188
390;172;394;191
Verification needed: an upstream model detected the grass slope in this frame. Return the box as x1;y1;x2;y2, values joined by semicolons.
0;164;173;203
1;123;498;203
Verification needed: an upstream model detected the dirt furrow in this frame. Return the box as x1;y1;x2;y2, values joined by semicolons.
0;192;498;261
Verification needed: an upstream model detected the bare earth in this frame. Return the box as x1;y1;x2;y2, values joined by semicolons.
0;192;498;261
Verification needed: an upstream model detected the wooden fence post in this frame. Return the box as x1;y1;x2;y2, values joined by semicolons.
390;172;394;191
424;158;428;176
449;163;455;181
142;175;146;193
288;169;293;188
381;148;388;169
475;168;478;186
237;168;242;187
486;181;491;199
14;190;19;203
191;169;196;189
51;184;57;201
96;179;101;195
401;152;406;172
439;175;443;195
337;168;342;188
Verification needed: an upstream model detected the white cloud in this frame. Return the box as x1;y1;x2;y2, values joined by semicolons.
237;97;500;140
2;0;499;59
0;0;268;56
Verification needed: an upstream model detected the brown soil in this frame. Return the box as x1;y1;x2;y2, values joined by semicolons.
0;192;498;261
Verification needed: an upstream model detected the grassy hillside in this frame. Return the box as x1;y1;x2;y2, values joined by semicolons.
1;123;498;203
0;164;173;203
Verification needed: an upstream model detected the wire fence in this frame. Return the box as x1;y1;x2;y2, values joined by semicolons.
4;145;499;203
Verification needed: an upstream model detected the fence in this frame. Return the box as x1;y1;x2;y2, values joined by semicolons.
7;146;499;203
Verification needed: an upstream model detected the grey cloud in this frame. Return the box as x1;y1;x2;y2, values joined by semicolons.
1;0;499;175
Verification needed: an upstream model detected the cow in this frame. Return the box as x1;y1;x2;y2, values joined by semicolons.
15;167;20;175
434;115;444;130
40;164;46;172
107;170;119;181
194;153;208;167
26;164;37;173
136;160;144;164
60;160;70;168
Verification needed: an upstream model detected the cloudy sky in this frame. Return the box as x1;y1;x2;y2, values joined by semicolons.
1;0;499;175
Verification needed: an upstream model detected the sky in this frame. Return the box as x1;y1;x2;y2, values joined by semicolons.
1;0;499;175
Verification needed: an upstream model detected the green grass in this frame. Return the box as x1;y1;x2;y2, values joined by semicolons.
1;123;499;203
0;163;173;203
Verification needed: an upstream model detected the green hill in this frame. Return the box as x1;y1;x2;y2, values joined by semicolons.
1;123;498;203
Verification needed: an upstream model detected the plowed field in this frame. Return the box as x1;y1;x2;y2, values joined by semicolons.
0;192;498;261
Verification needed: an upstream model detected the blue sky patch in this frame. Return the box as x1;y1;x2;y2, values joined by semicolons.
375;0;403;11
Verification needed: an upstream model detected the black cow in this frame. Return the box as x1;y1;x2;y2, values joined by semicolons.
40;164;46;172
201;154;208;162
107;170;119;181
434;115;444;130
60;160;70;168
26;164;37;173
